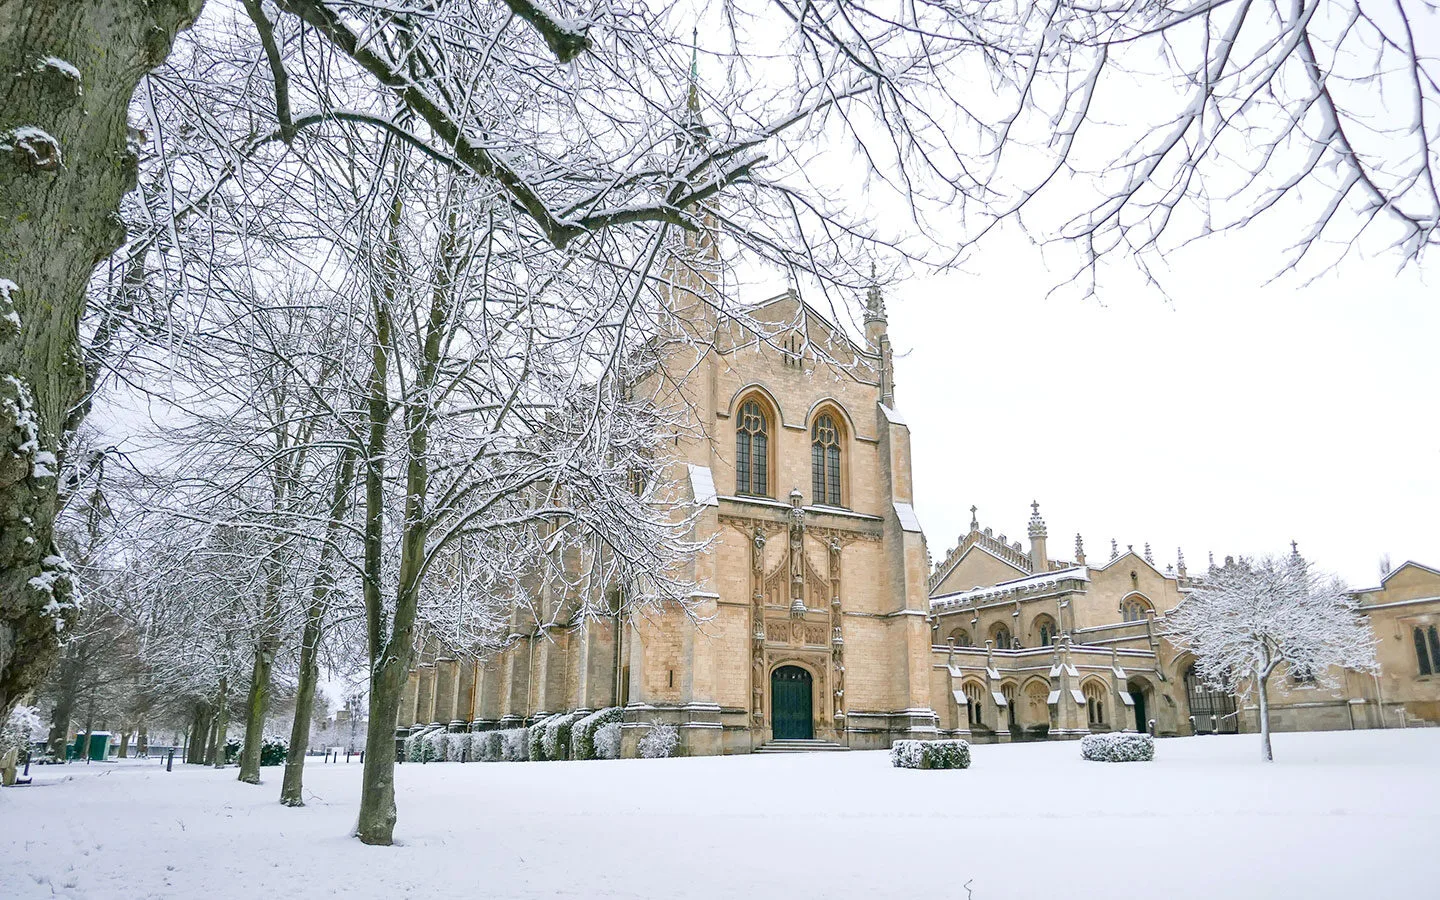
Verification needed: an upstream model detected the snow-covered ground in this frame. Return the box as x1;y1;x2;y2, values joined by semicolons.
3;729;1437;899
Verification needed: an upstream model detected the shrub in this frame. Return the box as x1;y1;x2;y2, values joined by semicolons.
447;732;473;762
594;722;623;760
435;732;452;761
404;729;429;762
891;739;970;770
223;737;242;764
571;707;624;760
1080;732;1155;762
500;727;529;761
528;716;555;760
475;731;503;762
259;737;288;767
0;705;41;758
422;730;446;762
542;711;585;761
637;723;679;759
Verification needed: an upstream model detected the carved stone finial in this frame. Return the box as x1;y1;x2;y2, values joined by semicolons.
969;505;979;531
1027;500;1047;538
1111;539;1119;560
1143;542;1153;564
1075;533;1086;564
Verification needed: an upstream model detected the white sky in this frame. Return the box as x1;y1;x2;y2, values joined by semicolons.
882;226;1439;588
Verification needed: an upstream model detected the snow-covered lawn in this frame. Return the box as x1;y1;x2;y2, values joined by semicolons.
3;729;1437;899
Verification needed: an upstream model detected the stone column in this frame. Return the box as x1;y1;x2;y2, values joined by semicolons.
401;671;420;728
416;665;436;726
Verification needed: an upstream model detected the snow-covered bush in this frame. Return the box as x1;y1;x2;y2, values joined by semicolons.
446;732;474;762
541;710;585;760
259;737;288;767
423;730;447;762
891;739;970;770
0;705;41;758
223;737;241;764
500;728;529;761
571;707;623;760
637;723;679;759
475;731;503;762
594;722;623;760
403;726;443;762
1080;732;1155;762
528;715;556;760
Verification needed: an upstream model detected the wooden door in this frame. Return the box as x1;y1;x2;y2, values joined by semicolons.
771;666;813;740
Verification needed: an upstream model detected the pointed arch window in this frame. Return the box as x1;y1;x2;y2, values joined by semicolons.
811;414;842;506
1084;682;1107;727
1122;597;1152;622
736;400;769;496
948;628;971;648
1416;626;1436;677
992;625;1012;650
963;682;984;727
1035;615;1057;647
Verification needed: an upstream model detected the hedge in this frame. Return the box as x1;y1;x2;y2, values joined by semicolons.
528;716;556;761
1080;732;1155;762
500;727;529;761
594;722;622;760
891;739;970;770
571;708;623;760
542;711;586;761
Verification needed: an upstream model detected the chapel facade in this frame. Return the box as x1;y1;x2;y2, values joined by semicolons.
393;238;1440;753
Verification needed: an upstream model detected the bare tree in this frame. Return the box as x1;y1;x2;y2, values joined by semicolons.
1166;552;1378;761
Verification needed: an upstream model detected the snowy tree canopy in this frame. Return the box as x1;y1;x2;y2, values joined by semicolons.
1166;552;1378;759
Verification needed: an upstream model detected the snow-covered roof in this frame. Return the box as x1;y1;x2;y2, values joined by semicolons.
1354;560;1440;594
687;464;718;507
893;502;923;533
930;566;1089;611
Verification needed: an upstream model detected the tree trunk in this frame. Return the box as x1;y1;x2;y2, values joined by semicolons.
44;659;79;759
0;0;204;723
137;722;148;757
237;650;274;783
1257;673;1273;762
80;696;94;763
281;448;357;807
204;705;220;765
356;652;408;844
116;730;129;758
186;702;210;764
210;676;229;767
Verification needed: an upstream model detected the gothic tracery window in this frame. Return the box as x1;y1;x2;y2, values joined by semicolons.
735;399;769;497
948;628;971;648
1122;597;1151;622
811;413;842;506
963;682;984;727
1084;682;1107;727
992;625;1012;649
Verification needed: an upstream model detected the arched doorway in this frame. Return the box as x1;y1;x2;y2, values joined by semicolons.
1127;679;1150;734
771;666;813;740
1184;664;1237;734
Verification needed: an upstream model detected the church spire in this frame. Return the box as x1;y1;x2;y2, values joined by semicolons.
863;261;894;406
687;27;700;116
864;261;887;326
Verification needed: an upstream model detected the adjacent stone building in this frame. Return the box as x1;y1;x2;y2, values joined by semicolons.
395;240;1440;753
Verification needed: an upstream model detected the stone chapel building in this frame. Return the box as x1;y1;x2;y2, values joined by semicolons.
394;238;1440;754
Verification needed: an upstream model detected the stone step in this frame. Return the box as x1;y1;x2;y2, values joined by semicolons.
754;739;851;753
